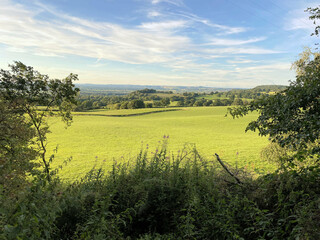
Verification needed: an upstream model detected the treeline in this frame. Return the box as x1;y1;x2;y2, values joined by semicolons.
75;85;285;111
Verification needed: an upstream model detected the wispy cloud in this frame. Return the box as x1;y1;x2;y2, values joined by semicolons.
175;12;248;35
284;6;316;31
0;0;192;64
189;62;293;87
151;0;184;7
0;0;292;87
205;37;266;46
1;0;274;66
227;58;260;64
147;11;162;18
286;16;314;31
204;47;282;55
139;20;188;31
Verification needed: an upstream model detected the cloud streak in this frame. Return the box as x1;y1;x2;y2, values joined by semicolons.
174;12;249;35
0;0;193;64
0;0;278;65
0;0;293;87
151;0;184;7
205;37;266;46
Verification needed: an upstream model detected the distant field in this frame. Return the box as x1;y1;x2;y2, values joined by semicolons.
47;107;273;181
74;108;179;116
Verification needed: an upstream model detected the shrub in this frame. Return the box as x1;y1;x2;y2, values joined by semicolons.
1;144;320;239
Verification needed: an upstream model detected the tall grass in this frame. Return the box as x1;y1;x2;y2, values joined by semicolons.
1;144;320;239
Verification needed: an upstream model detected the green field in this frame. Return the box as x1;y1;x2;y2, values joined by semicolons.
47;106;273;180
73;108;179;116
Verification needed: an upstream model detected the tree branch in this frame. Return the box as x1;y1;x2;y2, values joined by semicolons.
215;153;242;185
25;106;50;181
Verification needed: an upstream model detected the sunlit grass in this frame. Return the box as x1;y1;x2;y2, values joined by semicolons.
73;107;179;116
47;106;273;180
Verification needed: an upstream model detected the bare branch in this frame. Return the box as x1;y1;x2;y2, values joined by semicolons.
215;153;242;185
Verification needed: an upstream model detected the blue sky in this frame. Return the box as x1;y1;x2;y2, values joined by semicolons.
0;0;318;87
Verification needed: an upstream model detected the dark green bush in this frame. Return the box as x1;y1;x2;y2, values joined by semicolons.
1;144;320;239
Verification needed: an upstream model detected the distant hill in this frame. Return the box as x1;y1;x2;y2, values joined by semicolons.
76;84;235;95
76;83;288;96
251;85;288;92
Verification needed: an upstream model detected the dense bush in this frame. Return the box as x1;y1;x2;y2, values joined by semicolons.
1;144;319;239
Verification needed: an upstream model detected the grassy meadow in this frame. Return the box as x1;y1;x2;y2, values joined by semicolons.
73;107;178;116
47;106;274;180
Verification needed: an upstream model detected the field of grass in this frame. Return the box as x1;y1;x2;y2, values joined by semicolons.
74;108;179;116
47;106;273;181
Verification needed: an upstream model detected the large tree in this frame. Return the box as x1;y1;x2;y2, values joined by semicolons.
0;62;79;181
229;51;320;165
228;7;320;166
0;100;37;192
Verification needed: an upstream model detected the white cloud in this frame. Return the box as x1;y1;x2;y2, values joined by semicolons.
0;0;292;87
284;6;317;31
147;11;162;18
227;59;260;64
209;23;248;35
203;47;282;55
205;37;266;46
151;0;184;7
6;46;28;53
190;62;293;87
139;20;188;31
175;12;248;35
286;16;315;31
0;0;191;64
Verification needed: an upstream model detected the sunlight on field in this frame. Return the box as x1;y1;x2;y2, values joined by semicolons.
73;108;179;116
47;107;273;180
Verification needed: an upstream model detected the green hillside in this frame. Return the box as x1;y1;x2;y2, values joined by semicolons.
47;106;273;180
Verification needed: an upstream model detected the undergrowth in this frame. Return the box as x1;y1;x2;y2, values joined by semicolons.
1;143;320;239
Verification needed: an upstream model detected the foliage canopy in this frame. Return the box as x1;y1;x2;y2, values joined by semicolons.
229;6;320;166
0;61;79;181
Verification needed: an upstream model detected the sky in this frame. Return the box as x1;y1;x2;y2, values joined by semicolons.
0;0;319;88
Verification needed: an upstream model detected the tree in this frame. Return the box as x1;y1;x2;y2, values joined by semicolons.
0;61;79;181
232;98;243;106
193;100;203;107
0;100;37;193
128;99;145;109
160;97;170;107
203;100;213;106
145;102;153;108
228;7;320;166
229;50;320;165
120;101;129;109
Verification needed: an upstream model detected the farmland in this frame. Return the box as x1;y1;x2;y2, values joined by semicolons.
47;106;273;180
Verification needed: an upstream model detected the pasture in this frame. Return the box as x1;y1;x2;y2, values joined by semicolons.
47;106;273;180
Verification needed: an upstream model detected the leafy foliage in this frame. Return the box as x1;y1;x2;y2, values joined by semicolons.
1;144;320;239
0;100;37;195
228;50;320;166
306;5;320;38
0;61;79;180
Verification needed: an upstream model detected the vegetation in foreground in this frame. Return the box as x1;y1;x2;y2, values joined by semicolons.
2;145;320;240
